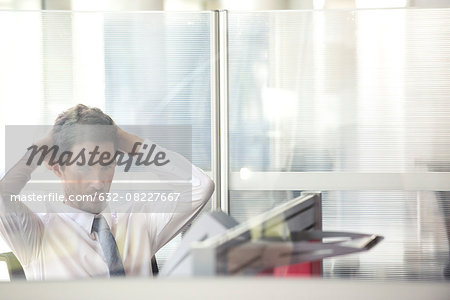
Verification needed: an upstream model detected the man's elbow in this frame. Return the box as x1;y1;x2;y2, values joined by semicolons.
199;173;215;205
205;177;215;201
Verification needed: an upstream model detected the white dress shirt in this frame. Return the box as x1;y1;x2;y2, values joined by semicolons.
0;138;214;280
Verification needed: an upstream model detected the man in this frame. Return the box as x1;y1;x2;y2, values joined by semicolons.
0;104;214;280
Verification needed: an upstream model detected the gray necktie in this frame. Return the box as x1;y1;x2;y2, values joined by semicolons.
92;215;126;277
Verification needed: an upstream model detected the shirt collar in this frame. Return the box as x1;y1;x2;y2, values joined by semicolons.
57;202;115;234
66;209;96;235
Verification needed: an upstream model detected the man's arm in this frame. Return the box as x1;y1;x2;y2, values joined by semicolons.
0;136;50;265
116;128;215;252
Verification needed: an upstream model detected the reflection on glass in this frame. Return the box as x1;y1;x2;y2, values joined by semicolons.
228;9;450;281
229;9;450;173
0;11;212;280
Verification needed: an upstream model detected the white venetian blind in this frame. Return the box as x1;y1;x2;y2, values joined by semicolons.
0;10;213;272
227;8;450;281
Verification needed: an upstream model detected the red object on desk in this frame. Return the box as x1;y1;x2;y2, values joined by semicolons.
258;261;322;277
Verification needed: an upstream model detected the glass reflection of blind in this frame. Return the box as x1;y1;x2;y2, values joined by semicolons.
228;9;450;280
1;8;450;281
0;11;213;271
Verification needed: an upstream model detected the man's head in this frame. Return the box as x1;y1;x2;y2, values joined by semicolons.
50;104;118;214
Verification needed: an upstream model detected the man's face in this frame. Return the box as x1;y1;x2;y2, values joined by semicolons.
56;141;116;214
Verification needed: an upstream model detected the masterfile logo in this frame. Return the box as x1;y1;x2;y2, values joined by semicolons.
26;141;170;172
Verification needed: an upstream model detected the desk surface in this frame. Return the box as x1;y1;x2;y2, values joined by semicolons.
1;278;450;300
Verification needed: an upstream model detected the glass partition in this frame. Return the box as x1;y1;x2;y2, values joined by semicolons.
1;7;450;282
227;8;450;280
0;10;213;275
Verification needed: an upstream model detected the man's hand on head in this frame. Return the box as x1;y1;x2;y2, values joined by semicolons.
35;130;55;171
116;127;144;155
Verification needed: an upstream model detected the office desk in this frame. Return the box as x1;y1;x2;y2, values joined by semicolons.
1;278;449;300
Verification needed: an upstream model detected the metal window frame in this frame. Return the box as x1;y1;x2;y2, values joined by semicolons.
211;10;229;213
